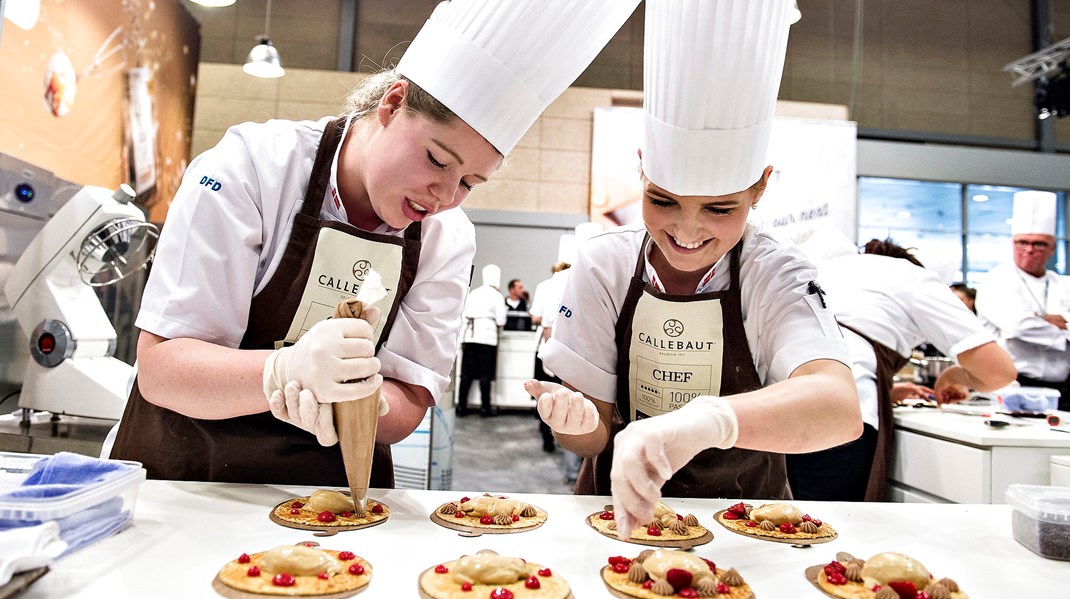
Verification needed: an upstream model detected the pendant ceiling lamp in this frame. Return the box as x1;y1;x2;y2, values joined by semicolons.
243;0;284;78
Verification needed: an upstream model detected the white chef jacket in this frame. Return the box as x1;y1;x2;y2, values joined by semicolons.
137;117;476;401
975;262;1070;382
529;270;570;332
540;222;850;403
461;285;506;346
819;254;995;430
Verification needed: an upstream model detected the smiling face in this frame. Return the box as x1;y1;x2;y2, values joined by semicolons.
641;168;769;287
342;81;503;230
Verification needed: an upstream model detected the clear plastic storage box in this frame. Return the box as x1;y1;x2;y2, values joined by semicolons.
1006;484;1070;561
0;451;146;530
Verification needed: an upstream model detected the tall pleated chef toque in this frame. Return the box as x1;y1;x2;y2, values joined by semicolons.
557;221;604;265
481;264;501;289
642;0;795;196
397;0;641;156
1011;190;1057;236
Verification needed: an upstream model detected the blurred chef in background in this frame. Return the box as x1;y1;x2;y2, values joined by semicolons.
458;265;506;417
109;0;643;485
526;0;860;537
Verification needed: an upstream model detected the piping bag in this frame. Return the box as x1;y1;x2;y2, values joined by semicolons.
332;269;388;517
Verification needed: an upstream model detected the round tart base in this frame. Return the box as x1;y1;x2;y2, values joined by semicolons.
601;564;754;599
214;549;371;597
417;560;571;599
586;511;713;549
804;551;969;599
429;502;547;534
269;495;389;533
713;509;836;545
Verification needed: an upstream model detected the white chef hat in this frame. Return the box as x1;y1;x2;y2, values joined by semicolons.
481;264;501;289
397;0;641;156
642;0;794;197
1011;190;1057;236
557;222;604;264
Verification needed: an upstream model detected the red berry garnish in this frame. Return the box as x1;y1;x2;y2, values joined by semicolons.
371;504;384;514
612;562;630;574
677;513;683;520
348;563;365;575
599;510;615;520
646;526;662;536
292;501;304;508
745;520;757;527
480;515;494;524
461;582;473;591
679;589;698;598
340;511;352;518
779;522;797;534
302;542;316;547
642;580;654;589
318;572;329;580
827;572;847;585
538;568;552;577
498;495;507;499
722;511;739;520
701;558;717;572
916;593;930;599
872;585;882;592
317;510;336;523
490;589;514;599
290;508;301;514
246;566;260;577
727;502;747;517
717;582;731;594
460;496;470;503
434;564;449;574
665;568;694;591
887;581;917;599
525;576;541;589
608;556;630;566
237;553;251;564
454;511;466;518
338;551;355;561
511;514;520;522
825;561;846;575
272;573;295;587
811;519;822;527
802;514;812;522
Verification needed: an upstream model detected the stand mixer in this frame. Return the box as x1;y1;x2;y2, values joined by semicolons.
2;184;158;420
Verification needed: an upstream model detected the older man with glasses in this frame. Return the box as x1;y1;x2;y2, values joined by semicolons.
976;190;1070;410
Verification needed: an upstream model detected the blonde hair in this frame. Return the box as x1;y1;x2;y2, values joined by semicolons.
342;70;455;124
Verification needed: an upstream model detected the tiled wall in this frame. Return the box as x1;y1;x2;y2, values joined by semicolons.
186;0;1067;145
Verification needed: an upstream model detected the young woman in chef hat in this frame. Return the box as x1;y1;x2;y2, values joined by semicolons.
526;0;861;537
109;0;642;487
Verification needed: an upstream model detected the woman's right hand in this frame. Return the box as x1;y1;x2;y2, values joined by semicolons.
263;317;383;404
524;380;599;435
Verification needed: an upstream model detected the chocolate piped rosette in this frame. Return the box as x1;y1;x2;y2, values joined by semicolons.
805;551;968;599
418;549;572;599
587;501;713;548
213;543;371;597
430;493;547;534
270;490;389;532
713;502;836;545
601;548;754;599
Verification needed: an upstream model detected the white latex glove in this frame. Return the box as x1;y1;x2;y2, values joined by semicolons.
268;381;338;446
524;379;599;435
262;308;383;404
610;396;738;540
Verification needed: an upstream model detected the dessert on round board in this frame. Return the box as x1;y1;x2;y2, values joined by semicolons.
270;489;389;533
430;493;547;534
587;501;712;548
713;502;835;545
805;551;968;599
418;549;572;599
214;543;371;597
600;548;754;598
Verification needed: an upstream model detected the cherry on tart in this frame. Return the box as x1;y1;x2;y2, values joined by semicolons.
714;502;836;545
214;544;371;597
806;551;968;599
270;489;390;533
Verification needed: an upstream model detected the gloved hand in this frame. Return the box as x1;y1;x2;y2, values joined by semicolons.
262;308;383;405
268;381;339;446
524;379;599;435
610;396;738;540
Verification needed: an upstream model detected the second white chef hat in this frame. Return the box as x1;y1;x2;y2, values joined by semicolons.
398;0;641;156
642;0;794;197
1011;190;1057;236
481;264;501;289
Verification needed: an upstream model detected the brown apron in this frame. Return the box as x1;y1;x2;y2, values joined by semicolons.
838;323;908;501
576;239;790;499
111;117;423;487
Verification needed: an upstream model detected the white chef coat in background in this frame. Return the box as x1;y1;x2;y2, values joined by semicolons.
529;269;570;336
820;254;996;430
136;117;476;401
975;263;1070;382
461;285;506;346
540;221;851;403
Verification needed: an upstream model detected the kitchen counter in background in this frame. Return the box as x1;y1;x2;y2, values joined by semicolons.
891;406;1070;503
21;481;1069;597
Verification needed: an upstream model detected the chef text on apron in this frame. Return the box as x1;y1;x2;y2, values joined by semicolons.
111;117;422;487
576;237;791;499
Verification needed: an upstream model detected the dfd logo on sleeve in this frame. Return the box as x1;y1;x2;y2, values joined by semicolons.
199;176;222;191
558;305;572;318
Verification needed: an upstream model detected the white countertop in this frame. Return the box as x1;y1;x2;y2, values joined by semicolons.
23;481;1070;597
894;406;1070;448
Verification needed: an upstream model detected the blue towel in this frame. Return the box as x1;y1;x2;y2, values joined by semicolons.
0;452;136;500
